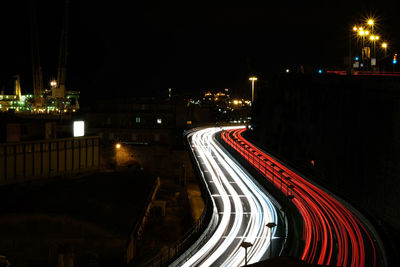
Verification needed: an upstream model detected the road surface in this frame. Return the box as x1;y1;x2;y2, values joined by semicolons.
173;127;282;267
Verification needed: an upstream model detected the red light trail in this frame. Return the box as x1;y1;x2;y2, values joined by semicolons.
221;128;377;267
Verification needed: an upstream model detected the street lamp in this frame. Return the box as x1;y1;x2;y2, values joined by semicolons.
240;241;253;266
382;42;388;57
266;222;277;258
249;76;258;103
368;19;374;26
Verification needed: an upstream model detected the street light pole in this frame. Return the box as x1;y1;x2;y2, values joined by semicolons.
368;19;375;59
266;222;277;258
382;43;388;58
240;241;253;266
249;76;258;103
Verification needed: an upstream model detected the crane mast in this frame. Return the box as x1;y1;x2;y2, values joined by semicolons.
53;0;70;98
29;0;44;107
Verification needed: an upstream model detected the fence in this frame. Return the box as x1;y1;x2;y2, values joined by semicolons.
126;130;215;267
0;136;100;184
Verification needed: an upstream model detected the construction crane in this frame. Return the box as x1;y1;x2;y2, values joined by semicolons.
29;0;44;107
53;0;70;98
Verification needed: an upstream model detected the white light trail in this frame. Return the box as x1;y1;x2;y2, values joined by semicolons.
177;127;280;267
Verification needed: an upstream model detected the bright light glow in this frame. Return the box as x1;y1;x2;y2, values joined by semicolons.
353;26;358;31
382;43;388;48
369;35;379;41
115;143;121;149
249;76;258;81
233;100;239;105
176;127;279;267
368;19;374;25
286;69;290;73
50;80;57;87
73;121;85;137
157;118;162;124
318;69;323;74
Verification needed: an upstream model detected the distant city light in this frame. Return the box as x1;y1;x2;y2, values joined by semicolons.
157;118;162;124
318;69;323;74
115;143;121;149
73;121;85;137
355;57;359;61
286;69;290;73
393;60;397;64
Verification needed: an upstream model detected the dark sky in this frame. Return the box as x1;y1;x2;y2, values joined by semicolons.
1;1;399;101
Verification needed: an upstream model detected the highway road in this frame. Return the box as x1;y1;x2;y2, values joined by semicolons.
173;127;282;267
222;128;383;267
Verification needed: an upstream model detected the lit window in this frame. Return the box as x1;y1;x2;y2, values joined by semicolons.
157;118;162;124
136;117;141;123
73;121;85;137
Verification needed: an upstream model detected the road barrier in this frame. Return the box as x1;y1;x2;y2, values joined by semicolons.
0;136;100;184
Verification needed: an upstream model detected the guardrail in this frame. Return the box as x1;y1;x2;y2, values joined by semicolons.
219;128;303;258
0;136;100;185
127;130;215;267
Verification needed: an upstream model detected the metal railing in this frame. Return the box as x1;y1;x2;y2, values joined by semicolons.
129;131;215;267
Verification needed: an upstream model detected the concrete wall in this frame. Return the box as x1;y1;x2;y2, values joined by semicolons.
249;74;400;263
0;136;100;184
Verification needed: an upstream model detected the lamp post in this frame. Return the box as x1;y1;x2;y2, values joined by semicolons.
381;42;388;72
249;76;258;103
349;26;358;73
240;241;253;266
280;206;288;240
368;19;375;58
382;42;388;58
369;35;380;67
266;222;277;258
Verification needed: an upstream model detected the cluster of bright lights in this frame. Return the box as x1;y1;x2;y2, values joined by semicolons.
230;99;251;107
0;92;78;114
352;17;388;50
202;91;230;102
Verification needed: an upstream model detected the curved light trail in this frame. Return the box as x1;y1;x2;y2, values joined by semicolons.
222;128;378;267
176;127;281;267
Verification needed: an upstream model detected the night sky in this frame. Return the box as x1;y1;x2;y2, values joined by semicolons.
1;1;399;101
